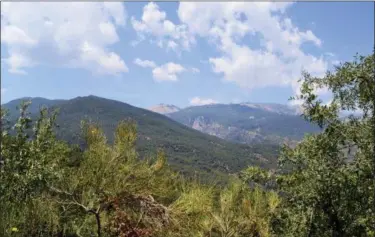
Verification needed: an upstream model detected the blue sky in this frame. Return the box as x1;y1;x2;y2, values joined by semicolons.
1;2;374;108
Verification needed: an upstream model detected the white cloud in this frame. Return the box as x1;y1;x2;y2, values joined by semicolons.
152;62;185;82
130;2;330;92
134;58;157;68
134;57;197;81
1;2;128;75
190;97;218;106
177;2;329;95
78;41;128;75
1;25;37;46
131;2;195;52
1;88;8;94
167;40;178;51
102;2;127;26
191;67;200;74
2;53;34;75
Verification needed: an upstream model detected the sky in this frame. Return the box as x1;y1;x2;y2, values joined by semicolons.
1;2;374;109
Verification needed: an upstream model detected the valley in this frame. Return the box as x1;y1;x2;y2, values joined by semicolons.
3;96;284;181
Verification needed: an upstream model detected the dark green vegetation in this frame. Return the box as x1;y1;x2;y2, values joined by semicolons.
169;103;321;144
1;106;282;236
2;96;280;180
243;53;375;236
3;97;66;119
1;53;374;237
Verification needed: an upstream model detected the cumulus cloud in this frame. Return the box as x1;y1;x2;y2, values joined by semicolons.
134;58;201;81
133;58;157;68
1;25;37;46
131;2;195;52
177;2;329;96
152;63;185;82
190;97;218;106
1;2;128;75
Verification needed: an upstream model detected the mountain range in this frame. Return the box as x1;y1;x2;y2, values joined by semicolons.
150;102;320;145
2;96;284;182
149;102;301;116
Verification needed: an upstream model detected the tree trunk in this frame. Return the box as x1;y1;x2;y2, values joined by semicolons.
94;212;101;237
88;210;101;237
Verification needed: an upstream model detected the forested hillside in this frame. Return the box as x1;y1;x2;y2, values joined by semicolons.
3;96;280;180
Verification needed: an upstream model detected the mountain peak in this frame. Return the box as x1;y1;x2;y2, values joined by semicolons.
149;104;180;114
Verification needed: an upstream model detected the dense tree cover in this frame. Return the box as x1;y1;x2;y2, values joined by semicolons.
1;53;373;236
0;102;281;237
2;95;280;180
243;53;375;236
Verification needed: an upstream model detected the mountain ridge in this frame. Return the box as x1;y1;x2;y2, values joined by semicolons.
2;95;280;181
167;103;320;145
149;102;301;116
3;96;316;147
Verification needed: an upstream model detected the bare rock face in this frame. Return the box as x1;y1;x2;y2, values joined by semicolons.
154;102;319;146
191;116;210;131
148;104;180;115
191;116;225;138
190;116;269;144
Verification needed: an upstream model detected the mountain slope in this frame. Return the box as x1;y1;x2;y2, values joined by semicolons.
169;103;321;145
2;97;66;118
3;96;279;180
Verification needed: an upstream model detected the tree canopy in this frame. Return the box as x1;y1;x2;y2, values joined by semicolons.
243;52;375;236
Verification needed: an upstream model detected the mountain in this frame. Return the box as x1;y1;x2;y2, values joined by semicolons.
239;102;300;115
2;96;279;181
168;103;321;145
148;104;180;114
2;97;66;118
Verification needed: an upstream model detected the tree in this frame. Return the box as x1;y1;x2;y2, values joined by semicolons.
1;103;181;236
1;101;70;236
46;120;184;236
243;53;375;236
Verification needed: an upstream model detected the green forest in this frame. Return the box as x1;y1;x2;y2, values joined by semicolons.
1;53;374;236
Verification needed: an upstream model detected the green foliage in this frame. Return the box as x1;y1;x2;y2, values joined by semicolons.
1;102;279;237
242;52;375;236
1;101;70;236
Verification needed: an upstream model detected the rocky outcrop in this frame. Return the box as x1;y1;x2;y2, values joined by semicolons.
149;104;180;115
189;116;273;144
